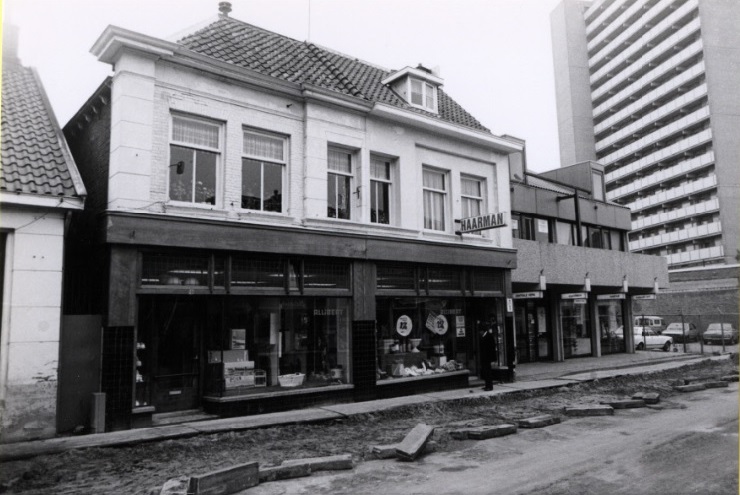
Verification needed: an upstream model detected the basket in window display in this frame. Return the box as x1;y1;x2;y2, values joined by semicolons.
278;372;305;387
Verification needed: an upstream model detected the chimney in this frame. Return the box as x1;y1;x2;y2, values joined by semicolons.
3;23;20;64
219;2;232;17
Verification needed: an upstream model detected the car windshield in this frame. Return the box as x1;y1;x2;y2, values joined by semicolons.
706;324;733;332
665;324;685;331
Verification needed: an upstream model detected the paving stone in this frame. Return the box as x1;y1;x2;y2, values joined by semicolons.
600;399;645;409
632;392;661;404
564;405;614;416
258;464;311;482
395;423;435;461
370;444;398;459
674;383;707;392
449;428;478;440
158;476;189;495
720;374;739;382
703;381;729;389
467;424;517;440
683;376;700;385
188;461;259;495
281;454;353;471
518;415;561;428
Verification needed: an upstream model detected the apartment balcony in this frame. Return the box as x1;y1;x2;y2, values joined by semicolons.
666;245;724;268
625;175;717;213
605;128;713;183
587;0;653;54
586;0;631;36
589;0;697;65
596;83;707;151
632;197;720;231
591;16;702;87
598;106;710;164
595;60;705;129
629;220;722;251
607;150;714;201
592;37;704;111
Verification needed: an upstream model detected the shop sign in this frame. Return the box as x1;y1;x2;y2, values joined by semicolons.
426;312;449;335
633;294;656;300
506;297;513;312
455;211;507;234
597;294;626;300
573;299;587;305
456;316;466;337
562;292;588;300
396;315;413;337
513;291;543;299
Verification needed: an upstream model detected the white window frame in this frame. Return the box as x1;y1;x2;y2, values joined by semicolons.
408;77;438;112
460;175;485;235
168;114;222;206
422;167;448;232
327;146;354;220
241;128;288;213
370;155;394;225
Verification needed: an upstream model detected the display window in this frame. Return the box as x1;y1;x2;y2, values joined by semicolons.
560;300;592;358
598;300;625;355
376;297;493;381
207;296;352;396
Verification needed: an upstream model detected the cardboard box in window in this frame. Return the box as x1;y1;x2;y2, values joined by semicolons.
208;350;249;364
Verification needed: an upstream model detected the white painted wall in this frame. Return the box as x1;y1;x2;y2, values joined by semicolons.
0;208;66;442
106;50;513;250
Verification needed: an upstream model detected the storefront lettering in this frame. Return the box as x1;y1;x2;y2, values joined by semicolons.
456;211;507;234
313;309;344;316
440;309;462;315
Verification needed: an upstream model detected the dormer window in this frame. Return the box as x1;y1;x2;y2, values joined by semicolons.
382;65;443;115
409;78;437;112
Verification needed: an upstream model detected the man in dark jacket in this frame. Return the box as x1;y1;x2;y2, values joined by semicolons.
479;317;498;391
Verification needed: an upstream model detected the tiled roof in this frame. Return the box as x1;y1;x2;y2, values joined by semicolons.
1;60;85;199
177;17;490;133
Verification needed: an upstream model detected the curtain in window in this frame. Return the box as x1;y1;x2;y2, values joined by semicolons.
410;79;423;105
424;190;445;230
172;117;219;148
423;169;444;190
371;158;390;179
328;149;351;173
425;83;435;109
244;132;284;161
460;178;480;197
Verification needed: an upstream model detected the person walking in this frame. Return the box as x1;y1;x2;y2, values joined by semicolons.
479;317;497;391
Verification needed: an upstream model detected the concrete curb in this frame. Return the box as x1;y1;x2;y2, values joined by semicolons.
564;405;614;417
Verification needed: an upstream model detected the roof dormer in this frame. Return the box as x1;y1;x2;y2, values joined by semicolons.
382;64;443;114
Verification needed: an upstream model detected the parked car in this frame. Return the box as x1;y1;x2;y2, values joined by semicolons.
634;316;666;334
662;322;699;343
703;323;738;345
615;326;673;351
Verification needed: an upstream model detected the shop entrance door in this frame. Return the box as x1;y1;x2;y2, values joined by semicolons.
514;300;551;363
140;297;202;413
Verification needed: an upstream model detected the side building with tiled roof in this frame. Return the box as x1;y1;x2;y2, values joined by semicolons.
63;4;523;431
0;27;86;443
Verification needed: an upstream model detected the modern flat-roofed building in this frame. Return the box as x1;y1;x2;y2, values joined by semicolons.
551;0;740;271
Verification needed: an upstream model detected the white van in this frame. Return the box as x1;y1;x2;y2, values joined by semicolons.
634;316;666;333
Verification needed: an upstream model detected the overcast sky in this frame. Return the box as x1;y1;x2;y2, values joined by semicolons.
4;0;563;172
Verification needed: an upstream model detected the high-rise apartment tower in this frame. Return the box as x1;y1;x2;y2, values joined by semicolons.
551;0;740;270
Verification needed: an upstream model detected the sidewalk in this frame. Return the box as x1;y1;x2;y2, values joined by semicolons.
0;351;729;462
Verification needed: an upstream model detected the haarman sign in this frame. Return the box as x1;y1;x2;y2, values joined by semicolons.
455;211;508;235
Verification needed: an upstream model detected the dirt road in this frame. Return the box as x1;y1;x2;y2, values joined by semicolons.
247;383;738;494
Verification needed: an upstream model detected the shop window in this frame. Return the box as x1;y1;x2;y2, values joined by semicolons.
169;115;220;205
231;255;285;289
303;259;350;290
425;266;461;292
370;155;393;225
598;300;625;355
560;299;591;358
422;168;447;231
376;263;416;291
141;252;211;287
327;147;353;219
203;297;352;396
471;268;503;293
241;130;286;212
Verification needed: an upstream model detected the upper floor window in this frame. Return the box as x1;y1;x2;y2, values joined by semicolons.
423;168;447;231
242;130;286;213
327;147;353;220
370;156;393;224
461;176;484;235
409;78;437;112
169;115;220;205
592;171;605;202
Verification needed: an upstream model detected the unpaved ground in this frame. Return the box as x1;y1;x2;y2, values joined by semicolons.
0;359;736;494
